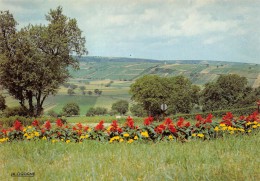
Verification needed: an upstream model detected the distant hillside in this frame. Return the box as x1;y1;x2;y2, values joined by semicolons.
71;56;260;87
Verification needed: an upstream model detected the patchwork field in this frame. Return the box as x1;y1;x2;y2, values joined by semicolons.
2;57;260;115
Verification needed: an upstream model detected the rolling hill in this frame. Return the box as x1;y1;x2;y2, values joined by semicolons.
71;56;260;87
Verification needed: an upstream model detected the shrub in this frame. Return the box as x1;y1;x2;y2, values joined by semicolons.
47;110;58;118
130;104;147;117
170;106;257;120
3;106;29;117
62;103;80;116
86;107;108;116
0;116;63;128
111;100;129;115
0;94;6;111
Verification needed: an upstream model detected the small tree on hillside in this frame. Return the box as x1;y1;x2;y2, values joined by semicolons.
62;102;80;116
87;91;92;96
67;88;75;96
112;100;129;115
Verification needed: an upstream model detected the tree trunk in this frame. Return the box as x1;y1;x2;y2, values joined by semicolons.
27;91;34;117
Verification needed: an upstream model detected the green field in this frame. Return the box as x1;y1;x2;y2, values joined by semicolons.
0;131;259;180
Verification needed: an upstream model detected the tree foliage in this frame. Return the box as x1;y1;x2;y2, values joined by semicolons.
200;74;256;111
0;7;87;117
129;75;200;116
0;94;6;111
62;102;80;116
111;100;129;115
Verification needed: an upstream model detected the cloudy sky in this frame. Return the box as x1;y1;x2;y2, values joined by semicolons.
0;0;259;63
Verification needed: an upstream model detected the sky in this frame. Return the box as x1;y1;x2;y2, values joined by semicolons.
0;0;259;63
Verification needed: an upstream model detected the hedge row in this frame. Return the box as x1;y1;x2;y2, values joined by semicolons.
0;116;67;127
171;106;257;120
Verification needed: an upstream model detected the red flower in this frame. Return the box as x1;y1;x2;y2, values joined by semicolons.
77;131;82;135
195;115;204;122
32;120;40;127
76;122;83;130
55;119;63;128
195;123;200;128
65;125;68;129
41;129;45;133
84;126;89;132
57;132;61;136
169;125;177;133
0;122;2;127
73;126;77;131
164;118;173;125
143;116;153;126
44;121;51;130
14;120;23;131
185;122;191;127
95;121;105;131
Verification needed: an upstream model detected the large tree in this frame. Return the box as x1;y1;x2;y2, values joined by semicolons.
200;74;251;111
0;7;87;117
129;75;200;116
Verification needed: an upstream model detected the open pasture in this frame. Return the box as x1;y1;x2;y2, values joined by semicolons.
0;131;259;180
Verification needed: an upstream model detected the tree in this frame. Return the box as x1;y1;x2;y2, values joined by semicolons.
87;91;92;96
63;83;70;88
129;75;199;116
200;74;249;111
79;86;86;91
70;84;78;90
62;102;80;116
0;7;87;117
0;94;6;111
94;89;100;95
111;100;129;115
67;88;75;96
130;104;147;117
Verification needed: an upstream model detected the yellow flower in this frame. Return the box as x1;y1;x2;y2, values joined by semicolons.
141;131;149;138
214;127;220;132
52;140;57;143
219;124;225;127
23;133;28;137
240;129;245;132
107;126;112;131
248;130;251;133
192;133;196;136
61;139;64;141
120;138;124;142
114;136;120;140
127;139;133;144
23;128;27;132
34;132;39;137
80;136;85;139
253;121;258;124
230;131;234;134
252;125;257;129
87;128;91;131
28;126;32;129
79;142;82;144
228;126;233;131
85;134;89;138
123;133;129;137
27;136;31;139
134;136;138;140
66;140;70;143
42;136;47;140
246;122;252;126
222;127;227;131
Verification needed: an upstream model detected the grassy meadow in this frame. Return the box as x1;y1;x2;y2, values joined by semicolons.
0;130;259;180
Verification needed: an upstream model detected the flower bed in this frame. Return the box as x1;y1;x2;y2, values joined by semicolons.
0;111;259;144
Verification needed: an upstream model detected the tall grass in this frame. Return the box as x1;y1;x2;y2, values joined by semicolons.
0;131;259;180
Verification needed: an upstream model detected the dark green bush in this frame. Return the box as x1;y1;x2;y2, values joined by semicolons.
3;106;29;117
170;106;257;120
86;107;108;116
0;116;65;128
62;102;80;116
47;110;58;118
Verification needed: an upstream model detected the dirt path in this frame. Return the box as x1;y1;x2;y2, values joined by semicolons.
69;123;111;127
253;74;260;88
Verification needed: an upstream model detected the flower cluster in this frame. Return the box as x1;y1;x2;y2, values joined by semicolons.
0;112;259;144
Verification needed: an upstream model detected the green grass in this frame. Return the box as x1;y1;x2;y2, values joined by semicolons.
44;95;97;115
0;131;259;180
